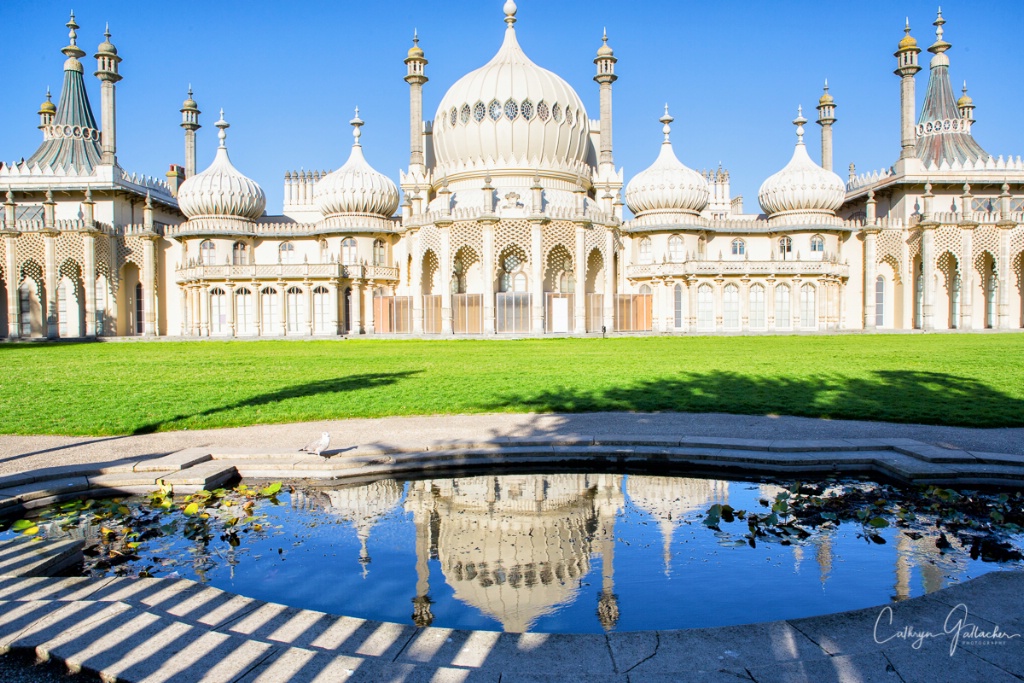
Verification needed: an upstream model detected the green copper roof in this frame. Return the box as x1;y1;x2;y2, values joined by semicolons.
25;60;102;173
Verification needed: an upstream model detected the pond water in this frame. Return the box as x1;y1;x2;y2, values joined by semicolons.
3;472;1022;633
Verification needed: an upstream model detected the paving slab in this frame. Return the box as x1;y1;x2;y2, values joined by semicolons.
1;600;134;653
132;448;213;472
0;477;90;504
158;461;237;488
605;630;658;672
0;576;114;602
0;537;83;578
86;471;175;489
923;570;1024;625
745;651;901;683
232;646;368;683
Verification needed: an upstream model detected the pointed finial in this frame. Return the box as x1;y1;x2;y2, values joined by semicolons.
84;187;93;203
188;84;193;98
350;107;364;146
659;104;674;143
67;11;78;45
823;78;829;92
905;17;911;34
104;22;111;40
46;86;52;102
794;106;807;144
504;0;517;26
145;191;152;209
962;80;968;95
215;108;229;148
413;28;419;46
603;27;608;43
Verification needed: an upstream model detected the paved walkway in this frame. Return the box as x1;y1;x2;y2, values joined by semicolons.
3;411;1023;477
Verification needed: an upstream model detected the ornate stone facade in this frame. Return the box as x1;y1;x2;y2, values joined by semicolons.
2;6;1022;340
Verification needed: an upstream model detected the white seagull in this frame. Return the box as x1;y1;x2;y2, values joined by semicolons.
301;432;331;457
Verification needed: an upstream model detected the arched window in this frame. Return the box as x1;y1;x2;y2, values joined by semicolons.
319;240;329;264
639;284;652;295
668;235;685;262
875;275;885;328
279;242;295;264
286;286;305;333
95;276;107;335
811;235;825;253
341;238;357;265
500;251;526;292
731;239;745;257
232;242;248;266
800;283;816;328
559;271;575;293
985;273;997;329
723;284;740;329
778;236;793;260
775;284;791;328
19;281;35;337
236;288;254;335
373;239;386;266
261;287;279;334
200;240;216;266
639;237;653;264
697;284;714;330
209;287;227;335
951;275;961;329
697;235;707;259
512;272;528;293
57;280;68;337
312;285;331;333
674;283;683;328
135;282;144;335
750;284;766;329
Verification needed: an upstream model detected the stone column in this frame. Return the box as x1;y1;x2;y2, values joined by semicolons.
364;280;374;334
200;286;210;337
739;278;750;331
574;224;586;333
142;238;158;336
920;225;935;330
306;285;314;335
43;231;58;339
998;224;1013;329
863;229;878;329
439;225;453;334
82;233;97;337
603;229;614;331
4;234;18;338
327;278;339;335
180;286;189;337
278;283;287;335
713;278;724;331
687;278;698;332
351;279;363;334
411;233;423;334
766;279;776;329
226;285;236;337
960;224;975;329
531;221;543;334
482;221;496;334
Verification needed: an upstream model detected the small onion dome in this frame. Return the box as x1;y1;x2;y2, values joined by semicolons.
898;20;917;50
957;82;973;108
314;109;400;219
597;29;614;57
182;87;198;112
818;88;834;107
97;24;117;56
758;107;845;218
39;89;56;115
408;31;424;59
625;106;710;217
177;110;266;221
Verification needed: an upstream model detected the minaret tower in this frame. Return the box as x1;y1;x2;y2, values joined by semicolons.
594;29;617;171
38;89;56;130
894;18;921;161
815;80;837;172
94;23;122;166
957;82;975;129
180;87;201;178
404;30;428;177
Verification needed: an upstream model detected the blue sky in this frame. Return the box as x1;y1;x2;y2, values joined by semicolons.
3;1;1023;214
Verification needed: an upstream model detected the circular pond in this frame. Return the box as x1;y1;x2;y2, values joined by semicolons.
3;471;1023;633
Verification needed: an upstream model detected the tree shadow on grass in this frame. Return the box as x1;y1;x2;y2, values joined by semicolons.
482;370;1024;428
131;371;422;435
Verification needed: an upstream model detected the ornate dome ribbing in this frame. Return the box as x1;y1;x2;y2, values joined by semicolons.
757;108;845;218
177;110;266;221
431;0;591;177
314;110;400;219
625;106;710;218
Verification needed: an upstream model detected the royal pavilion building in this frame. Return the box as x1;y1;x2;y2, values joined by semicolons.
1;4;1022;340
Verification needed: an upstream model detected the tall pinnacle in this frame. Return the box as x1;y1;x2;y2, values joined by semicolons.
215;109;229;148
350;107;363;147
504;0;517;27
794;106;807;144
660;104;673;143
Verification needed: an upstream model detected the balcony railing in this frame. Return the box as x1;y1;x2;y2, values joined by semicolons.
176;262;400;282
626;260;850;279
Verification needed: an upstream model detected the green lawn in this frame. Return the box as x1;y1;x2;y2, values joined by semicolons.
1;335;1022;436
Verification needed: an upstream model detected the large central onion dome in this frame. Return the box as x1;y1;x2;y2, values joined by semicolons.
177;110;266;222
625;106;710;219
314;110;400;220
758;108;844;219
431;0;591;177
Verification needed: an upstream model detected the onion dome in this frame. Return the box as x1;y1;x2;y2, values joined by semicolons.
314;109;400;220
432;0;591;176
957;81;973;108
96;24;117;56
758;107;845;219
182;87;198;113
407;30;424;59
38;88;56;116
625;106;710;218
898;19;918;50
818;82;834;107
597;28;614;57
177;110;266;221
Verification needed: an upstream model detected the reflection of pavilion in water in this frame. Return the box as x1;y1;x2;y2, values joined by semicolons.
291;475;954;633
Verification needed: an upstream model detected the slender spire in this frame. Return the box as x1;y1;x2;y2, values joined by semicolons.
929;7;950;55
350;107;363;147
62;11;85;69
504;0;517;27
794;106;807;144
660;104;673;143
216;109;229;148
